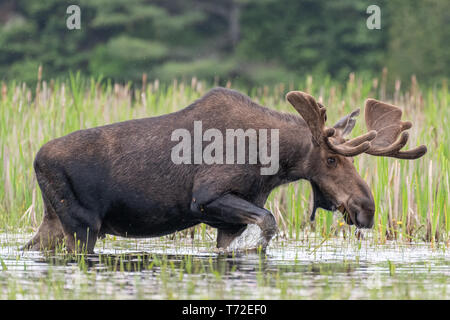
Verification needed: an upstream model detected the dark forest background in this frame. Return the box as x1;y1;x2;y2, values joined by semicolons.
0;0;448;85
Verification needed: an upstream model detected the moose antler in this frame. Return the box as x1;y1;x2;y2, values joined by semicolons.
286;92;427;159
286;91;375;157
363;99;427;159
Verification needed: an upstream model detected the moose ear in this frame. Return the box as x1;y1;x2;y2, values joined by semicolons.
333;109;360;137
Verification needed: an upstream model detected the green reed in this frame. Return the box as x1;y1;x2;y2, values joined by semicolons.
0;70;448;244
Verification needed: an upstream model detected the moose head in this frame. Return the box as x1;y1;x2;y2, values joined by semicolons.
286;91;427;229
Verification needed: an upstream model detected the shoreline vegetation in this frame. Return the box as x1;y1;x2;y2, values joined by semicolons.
0;69;448;245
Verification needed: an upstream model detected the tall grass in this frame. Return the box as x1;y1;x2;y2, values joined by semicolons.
0;70;448;243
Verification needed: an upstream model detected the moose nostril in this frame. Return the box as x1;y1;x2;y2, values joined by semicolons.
347;197;375;228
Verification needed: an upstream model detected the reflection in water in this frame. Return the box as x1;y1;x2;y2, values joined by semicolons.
0;233;449;299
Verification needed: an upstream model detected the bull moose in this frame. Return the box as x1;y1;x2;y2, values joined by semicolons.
24;88;427;253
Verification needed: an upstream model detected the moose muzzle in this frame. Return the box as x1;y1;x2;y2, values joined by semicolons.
341;196;375;228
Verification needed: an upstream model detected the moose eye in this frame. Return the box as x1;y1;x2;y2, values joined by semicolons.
327;157;336;166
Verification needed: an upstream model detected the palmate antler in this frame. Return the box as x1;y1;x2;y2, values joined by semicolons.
286;91;427;159
363;99;427;159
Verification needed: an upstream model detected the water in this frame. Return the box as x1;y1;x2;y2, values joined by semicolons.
0;232;449;299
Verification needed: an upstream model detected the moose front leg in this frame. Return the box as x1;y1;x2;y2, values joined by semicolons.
194;194;278;251
217;226;247;249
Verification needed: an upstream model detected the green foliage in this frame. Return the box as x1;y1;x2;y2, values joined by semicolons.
237;0;387;80
386;0;450;81
155;58;235;81
0;0;448;84
0;74;447;242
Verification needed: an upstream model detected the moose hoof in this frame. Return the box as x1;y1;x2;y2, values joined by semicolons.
227;224;270;252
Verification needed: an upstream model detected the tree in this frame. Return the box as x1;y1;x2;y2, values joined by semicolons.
0;0;447;84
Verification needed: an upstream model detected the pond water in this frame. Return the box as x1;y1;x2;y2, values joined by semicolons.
0;233;448;299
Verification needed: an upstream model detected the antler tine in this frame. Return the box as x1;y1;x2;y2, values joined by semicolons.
325;130;377;157
286;91;373;157
325;140;372;157
286;91;334;145
391;145;428;159
364;99;427;160
366;131;409;156
344;130;377;147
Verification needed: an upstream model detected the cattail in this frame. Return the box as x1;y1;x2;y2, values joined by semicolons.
1;82;6;101
372;78;378;90
349;72;355;83
306;75;312;93
141;72;147;93
38;65;42;82
141;91;147;109
394;79;401;103
263;85;268;97
427;160;433;241
196;80;203;93
411;74;417;95
36;65;42;105
329;86;335;106
410;74;418;108
288;82;294;92
27;90;32;104
380;67;388;100
395;79;401;92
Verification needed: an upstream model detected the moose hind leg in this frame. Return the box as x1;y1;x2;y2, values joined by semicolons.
23;195;65;251
33;160;101;254
200;194;278;251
